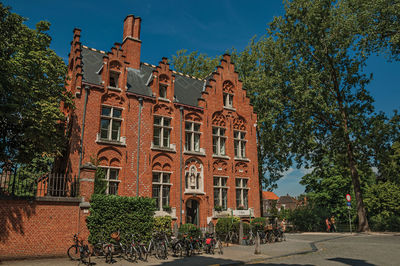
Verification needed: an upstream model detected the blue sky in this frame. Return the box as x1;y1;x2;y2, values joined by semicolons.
5;0;399;197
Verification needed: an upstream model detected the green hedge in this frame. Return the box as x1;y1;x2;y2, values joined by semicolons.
154;216;172;236
178;223;202;238
216;217;239;238
86;194;156;244
250;217;267;232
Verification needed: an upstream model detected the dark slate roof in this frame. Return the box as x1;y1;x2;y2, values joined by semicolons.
80;46;205;107
278;195;297;204
81;47;104;85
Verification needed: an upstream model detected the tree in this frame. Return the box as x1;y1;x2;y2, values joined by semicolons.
171;49;221;78
0;4;72;167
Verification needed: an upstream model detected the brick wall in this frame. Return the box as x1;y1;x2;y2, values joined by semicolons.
0;199;89;259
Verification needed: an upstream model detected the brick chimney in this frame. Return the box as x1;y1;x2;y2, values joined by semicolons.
122;15;142;69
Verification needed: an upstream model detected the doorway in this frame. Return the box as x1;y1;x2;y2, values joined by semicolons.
185;199;199;226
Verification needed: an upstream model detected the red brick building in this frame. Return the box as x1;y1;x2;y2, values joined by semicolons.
64;15;260;228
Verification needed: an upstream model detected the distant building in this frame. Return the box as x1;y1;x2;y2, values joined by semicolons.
262;191;279;217
277;194;298;211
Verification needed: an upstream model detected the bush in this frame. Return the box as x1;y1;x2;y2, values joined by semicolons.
86;194;156;245
216;217;239;238
154;216;172;236
250;217;267;232
287;205;329;232
179;223;202;238
370;214;400;231
93;168;107;195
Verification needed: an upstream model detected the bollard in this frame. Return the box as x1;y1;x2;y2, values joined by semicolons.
254;231;261;254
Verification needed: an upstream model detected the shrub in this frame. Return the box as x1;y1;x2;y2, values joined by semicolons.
287;205;329;232
86;194;156;245
154;216;172;236
93;168;107;195
179;223;202;238
250;217;267;232
216;217;239;238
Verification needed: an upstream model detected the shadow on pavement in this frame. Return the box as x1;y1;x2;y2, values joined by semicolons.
327;257;376;266
157;255;242;266
247;264;313;266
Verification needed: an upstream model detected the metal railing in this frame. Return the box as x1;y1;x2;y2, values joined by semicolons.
0;170;79;198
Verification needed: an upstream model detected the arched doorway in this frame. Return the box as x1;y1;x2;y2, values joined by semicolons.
186;199;199;226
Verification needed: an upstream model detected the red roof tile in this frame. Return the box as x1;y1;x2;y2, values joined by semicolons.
262;191;279;200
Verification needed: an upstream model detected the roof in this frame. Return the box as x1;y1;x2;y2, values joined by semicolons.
262;191;279;200
80;46;206;107
278;195;297;204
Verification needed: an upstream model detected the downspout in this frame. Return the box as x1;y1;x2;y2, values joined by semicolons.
77;86;89;181
179;106;184;225
136;97;143;196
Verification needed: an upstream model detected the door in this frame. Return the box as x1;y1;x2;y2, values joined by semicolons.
186;199;199;226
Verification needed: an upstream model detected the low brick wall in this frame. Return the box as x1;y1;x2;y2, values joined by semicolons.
0;198;89;260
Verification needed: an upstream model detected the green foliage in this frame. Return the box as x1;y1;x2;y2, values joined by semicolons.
250;217;267;232
178;223;201;238
215;217;240;237
287;205;330;232
93;168;107;195
364;182;400;231
86;194;156;245
0;3;73;167
171;49;220;78
153;216;172;235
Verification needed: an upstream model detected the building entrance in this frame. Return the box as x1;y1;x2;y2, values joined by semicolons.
185;199;199;226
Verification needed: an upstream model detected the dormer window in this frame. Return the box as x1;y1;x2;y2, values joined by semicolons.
109;71;119;88
159;84;167;98
223;93;233;108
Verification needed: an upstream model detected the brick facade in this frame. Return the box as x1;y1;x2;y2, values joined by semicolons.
64;14;261;228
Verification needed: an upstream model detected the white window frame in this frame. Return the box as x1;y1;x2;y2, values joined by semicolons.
236;178;249;209
99;166;121;195
223;92;233;108
212;127;226;156
152;171;172;211
234;131;247;158
185;121;201;152
213;176;228;210
153;116;172;148
100;106;122;141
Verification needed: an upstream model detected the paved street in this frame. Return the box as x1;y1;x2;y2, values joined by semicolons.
1;233;399;266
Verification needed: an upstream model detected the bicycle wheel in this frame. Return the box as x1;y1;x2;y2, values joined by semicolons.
217;240;223;255
81;245;91;265
174;243;183;257
125;246;138;262
67;245;81;261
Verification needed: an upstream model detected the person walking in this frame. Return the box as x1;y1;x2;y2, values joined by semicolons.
330;216;337;232
325;217;331;232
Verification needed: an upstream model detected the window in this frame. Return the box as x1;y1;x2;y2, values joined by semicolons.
159;85;167;98
234;131;246;158
214;177;228;210
152;172;171;211
153;116;171;148
99;167;120;195
212;127;226;156
185;121;201;152
109;71;119;88
223;93;233;108
100;106;122;141
236;178;249;209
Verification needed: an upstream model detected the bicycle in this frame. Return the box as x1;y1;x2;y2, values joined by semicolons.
67;234;91;265
224;231;239;246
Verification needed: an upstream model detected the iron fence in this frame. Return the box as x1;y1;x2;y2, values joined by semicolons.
0;170;79;198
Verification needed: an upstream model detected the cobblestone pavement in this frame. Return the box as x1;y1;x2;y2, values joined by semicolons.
1;233;399;266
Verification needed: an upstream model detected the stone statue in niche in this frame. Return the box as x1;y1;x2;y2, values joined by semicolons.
189;166;196;188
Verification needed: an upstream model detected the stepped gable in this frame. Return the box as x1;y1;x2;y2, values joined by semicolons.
80;45;206;107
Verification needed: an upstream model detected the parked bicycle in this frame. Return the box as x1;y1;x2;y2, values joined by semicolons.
67;234;91;265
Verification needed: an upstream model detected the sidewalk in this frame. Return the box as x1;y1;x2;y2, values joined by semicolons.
0;233;354;266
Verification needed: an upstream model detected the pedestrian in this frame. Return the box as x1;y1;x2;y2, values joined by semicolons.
330;216;337;232
280;218;287;232
325;217;331;232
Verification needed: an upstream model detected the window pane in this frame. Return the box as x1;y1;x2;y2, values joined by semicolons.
220;129;225;136
220;138;225;155
152;172;160;183
153;127;160;146
162;173;170;183
236;179;241;187
159;86;166;98
236;189;241;207
222;188;227;210
213;177;219;186
213;137;218;154
100;119;110;139
152;185;160;210
223;93;227;106
228;94;233;106
162;186;170;207
101;107;111;116
212;127;218;135
113;109;122;118
185;122;192;131
221;178;227;187
243;189;248;209
234;131;239;139
109;169;119;180
108;181;118;195
185;132;191;151
243;179;248;188
154;117;161;125
241;132;246;139
194;134;200;151
214;188;220;207
241;142;246;157
234;140;239;157
163;118;171;127
111;120;121;140
163;129;170;147
193;123;200;132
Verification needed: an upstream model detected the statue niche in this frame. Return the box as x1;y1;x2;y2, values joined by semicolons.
184;158;204;193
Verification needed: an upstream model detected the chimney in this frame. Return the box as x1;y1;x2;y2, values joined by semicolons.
122;15;142;69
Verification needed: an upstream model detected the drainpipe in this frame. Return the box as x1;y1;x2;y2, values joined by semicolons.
179;106;184;225
77;86;89;180
136;97;143;197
